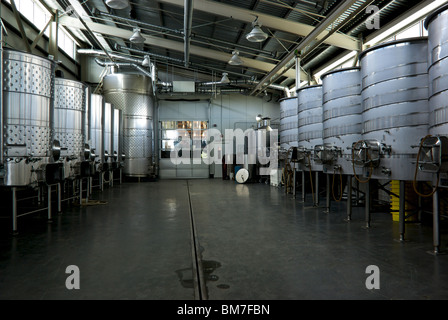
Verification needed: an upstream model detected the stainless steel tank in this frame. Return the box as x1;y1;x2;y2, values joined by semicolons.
359;37;431;181
297;85;323;171
89;93;104;171
103;102;113;165
279;96;298;149
103;73;154;177
321;67;362;173
54;78;90;179
425;4;448;136
1;49;56;186
112;108;123;167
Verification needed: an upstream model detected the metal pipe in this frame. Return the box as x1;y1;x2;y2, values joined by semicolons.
324;173;330;213
94;57;152;78
301;170;305;202
96;10;274;58
432;188;440;254
0;26;3;164
12;187;17;233
78;49;143;64
399;180;406;241
249;0;359;96
94;9;181;36
47;184;52;221
115;43;184;64
57;183;61;213
346;175;352;221
365;180;371;228
184;0;194;67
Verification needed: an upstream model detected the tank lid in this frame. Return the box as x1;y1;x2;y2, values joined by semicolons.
296;84;322;93
424;3;448;29
320;66;360;80
359;37;428;60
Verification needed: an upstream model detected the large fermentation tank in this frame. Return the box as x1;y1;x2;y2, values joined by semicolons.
54;78;90;179
416;5;448;178
358;37;431;181
425;4;448;136
279;96;298;149
321;67;362;173
103;73;154;177
1;49;56;186
297;85;323;171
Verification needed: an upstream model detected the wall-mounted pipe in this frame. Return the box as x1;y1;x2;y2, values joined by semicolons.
82;49;289;95
94;58;152;78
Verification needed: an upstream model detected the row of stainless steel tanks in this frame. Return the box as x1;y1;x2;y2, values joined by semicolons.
279;4;448;252
0;48;155;232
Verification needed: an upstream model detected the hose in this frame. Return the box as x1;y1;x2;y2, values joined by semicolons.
332;166;343;202
352;140;373;184
413;134;439;198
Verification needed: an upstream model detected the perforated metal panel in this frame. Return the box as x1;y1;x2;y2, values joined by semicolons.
54;79;88;161
3;49;55;158
2;49;55;186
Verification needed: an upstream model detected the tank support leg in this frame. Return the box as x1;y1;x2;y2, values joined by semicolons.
365;180;371;229
346;176;352;221
399;180;406;242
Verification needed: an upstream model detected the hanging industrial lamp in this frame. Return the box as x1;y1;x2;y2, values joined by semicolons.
228;50;243;65
129;28;145;44
142;55;151;67
105;0;129;10
220;72;230;84
246;18;268;42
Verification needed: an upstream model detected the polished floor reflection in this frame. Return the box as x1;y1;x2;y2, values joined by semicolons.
0;179;447;300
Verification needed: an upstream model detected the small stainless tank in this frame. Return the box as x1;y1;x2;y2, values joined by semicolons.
113;108;123;167
103;73;154;177
359;37;430;180
321;67;362;173
103;102;113;166
279;96;298;149
54;78;89;179
297;85;323;171
1;49;56;186
89;94;104;171
425;4;448;136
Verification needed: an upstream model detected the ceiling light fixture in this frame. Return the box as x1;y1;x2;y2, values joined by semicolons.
220;72;230;84
129;28;145;44
246;18;268;42
228;50;243;65
105;0;129;10
142;55;151;67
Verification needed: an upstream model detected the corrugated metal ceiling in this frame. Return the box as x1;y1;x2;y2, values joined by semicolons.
52;0;428;92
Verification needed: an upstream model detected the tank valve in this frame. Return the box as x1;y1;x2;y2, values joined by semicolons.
381;144;392;155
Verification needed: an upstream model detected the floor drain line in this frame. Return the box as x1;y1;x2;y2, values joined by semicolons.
186;180;207;300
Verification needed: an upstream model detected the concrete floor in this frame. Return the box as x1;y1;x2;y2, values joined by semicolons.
0;179;448;300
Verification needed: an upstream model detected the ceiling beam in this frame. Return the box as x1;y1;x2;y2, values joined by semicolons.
249;0;360;95
157;0;359;51
58;15;307;80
